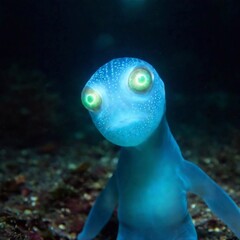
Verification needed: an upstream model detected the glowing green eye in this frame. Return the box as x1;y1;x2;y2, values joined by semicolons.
81;87;102;111
128;68;152;92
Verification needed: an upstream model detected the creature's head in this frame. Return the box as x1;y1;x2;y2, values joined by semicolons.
81;58;165;147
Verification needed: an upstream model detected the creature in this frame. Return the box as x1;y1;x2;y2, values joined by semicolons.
78;58;240;240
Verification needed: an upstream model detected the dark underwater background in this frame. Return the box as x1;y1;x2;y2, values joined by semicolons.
0;1;239;239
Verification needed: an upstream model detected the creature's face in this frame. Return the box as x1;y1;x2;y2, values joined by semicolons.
81;58;165;147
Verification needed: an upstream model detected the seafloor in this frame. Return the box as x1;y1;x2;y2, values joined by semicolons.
0;93;239;240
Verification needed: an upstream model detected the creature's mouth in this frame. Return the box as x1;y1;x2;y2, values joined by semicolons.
97;113;150;147
107;116;142;131
118;117;138;126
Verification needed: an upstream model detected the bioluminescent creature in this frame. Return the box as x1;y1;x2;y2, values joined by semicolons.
78;58;240;240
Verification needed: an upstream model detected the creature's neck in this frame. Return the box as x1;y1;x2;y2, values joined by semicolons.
128;115;182;166
139;116;172;150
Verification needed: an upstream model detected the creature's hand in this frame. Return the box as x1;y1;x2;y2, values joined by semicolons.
182;160;240;237
77;232;92;240
77;174;118;239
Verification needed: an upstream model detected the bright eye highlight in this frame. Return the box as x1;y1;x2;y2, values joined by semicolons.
81;87;102;111
128;68;152;92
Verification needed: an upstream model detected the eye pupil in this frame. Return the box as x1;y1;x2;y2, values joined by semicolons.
128;68;152;92
138;76;145;83
87;95;94;103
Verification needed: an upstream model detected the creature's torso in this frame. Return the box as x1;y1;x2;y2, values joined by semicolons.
116;148;189;238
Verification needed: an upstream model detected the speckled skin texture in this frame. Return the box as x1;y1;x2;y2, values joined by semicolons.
78;58;240;240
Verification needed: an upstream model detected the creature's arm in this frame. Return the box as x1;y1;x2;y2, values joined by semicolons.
181;160;240;237
77;174;118;240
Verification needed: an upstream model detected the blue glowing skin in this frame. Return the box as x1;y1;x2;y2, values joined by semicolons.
78;58;240;240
